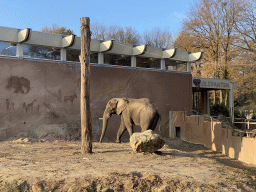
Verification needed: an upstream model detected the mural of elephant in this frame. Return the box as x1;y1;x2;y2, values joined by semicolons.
5;76;31;94
99;98;160;143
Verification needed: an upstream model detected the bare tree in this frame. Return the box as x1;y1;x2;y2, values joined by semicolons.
91;22;107;40
174;30;203;77
143;27;173;49
174;0;242;107
178;0;239;79
235;0;256;53
91;23;141;44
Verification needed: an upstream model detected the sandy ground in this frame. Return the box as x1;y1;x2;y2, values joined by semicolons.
0;138;256;191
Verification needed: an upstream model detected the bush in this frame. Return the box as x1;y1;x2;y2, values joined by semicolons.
210;103;229;117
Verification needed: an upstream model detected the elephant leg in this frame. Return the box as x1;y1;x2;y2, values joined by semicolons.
124;119;133;137
150;114;159;131
116;120;126;143
140;119;151;132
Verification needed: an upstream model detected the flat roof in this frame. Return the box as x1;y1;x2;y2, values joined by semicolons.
0;26;203;63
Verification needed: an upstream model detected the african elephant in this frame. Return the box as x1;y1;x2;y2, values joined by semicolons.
5;76;30;94
99;98;160;143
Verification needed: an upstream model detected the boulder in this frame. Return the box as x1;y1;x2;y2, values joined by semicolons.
130;130;165;153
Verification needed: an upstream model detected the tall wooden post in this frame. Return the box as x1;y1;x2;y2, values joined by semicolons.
80;17;92;154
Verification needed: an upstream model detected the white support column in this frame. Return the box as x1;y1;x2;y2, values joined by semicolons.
229;83;234;124
131;56;136;67
160;59;166;70
207;91;210;115
186;62;191;72
16;43;23;59
98;52;104;64
60;48;67;61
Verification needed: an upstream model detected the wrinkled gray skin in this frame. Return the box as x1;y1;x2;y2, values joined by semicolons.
99;98;160;143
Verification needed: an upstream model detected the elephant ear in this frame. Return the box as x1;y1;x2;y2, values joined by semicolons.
116;98;129;115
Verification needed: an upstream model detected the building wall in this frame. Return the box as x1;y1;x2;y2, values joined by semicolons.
171;112;256;165
0;58;192;141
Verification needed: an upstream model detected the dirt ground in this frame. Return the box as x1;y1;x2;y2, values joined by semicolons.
0;137;256;192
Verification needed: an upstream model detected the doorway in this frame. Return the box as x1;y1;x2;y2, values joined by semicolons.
175;127;180;138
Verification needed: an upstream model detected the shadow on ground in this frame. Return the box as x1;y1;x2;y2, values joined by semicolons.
164;138;256;176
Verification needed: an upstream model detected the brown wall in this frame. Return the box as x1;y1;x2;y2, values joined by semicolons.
0;58;192;141
171;112;256;165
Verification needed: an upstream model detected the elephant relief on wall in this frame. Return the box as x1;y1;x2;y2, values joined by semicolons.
5;76;31;94
99;98;160;143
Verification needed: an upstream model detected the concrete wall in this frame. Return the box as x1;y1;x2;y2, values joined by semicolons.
0;58;192;141
171;112;256;165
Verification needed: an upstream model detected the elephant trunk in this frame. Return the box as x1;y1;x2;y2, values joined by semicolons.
99;112;110;143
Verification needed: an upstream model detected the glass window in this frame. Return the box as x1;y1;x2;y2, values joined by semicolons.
90;53;98;63
166;60;187;72
24;45;60;60
104;53;131;66
67;49;80;62
0;42;16;56
136;57;160;69
177;62;187;72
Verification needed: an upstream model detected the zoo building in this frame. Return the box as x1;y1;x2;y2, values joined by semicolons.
1;26;255;166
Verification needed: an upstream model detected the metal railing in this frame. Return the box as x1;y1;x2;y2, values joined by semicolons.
233;117;256;130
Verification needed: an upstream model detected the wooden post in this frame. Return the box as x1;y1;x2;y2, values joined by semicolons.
80;17;92;154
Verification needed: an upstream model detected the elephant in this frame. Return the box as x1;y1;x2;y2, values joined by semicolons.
99;98;160;143
5;76;31;94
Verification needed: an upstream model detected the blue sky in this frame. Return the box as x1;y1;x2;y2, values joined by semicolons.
0;0;197;37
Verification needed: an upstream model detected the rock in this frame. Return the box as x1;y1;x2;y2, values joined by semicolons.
130;130;165;153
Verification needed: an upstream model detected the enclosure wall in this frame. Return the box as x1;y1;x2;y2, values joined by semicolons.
0;58;192;141
171;112;256;165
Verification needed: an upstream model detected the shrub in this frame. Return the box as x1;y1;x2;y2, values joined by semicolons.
210;102;229;117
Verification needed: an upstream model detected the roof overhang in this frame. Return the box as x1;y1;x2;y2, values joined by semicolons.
0;26;203;63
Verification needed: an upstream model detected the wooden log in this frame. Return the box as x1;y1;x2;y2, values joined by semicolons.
80;17;92;154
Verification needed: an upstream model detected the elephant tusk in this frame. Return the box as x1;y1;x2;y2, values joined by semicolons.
99;118;103;120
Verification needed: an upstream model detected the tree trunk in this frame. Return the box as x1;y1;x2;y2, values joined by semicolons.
213;90;216;105
220;90;223;104
224;90;228;106
80;17;92;154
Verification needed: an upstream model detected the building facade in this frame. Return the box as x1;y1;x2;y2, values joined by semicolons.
0;26;234;141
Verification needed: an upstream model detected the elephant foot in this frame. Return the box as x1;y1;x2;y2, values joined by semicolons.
115;140;121;143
